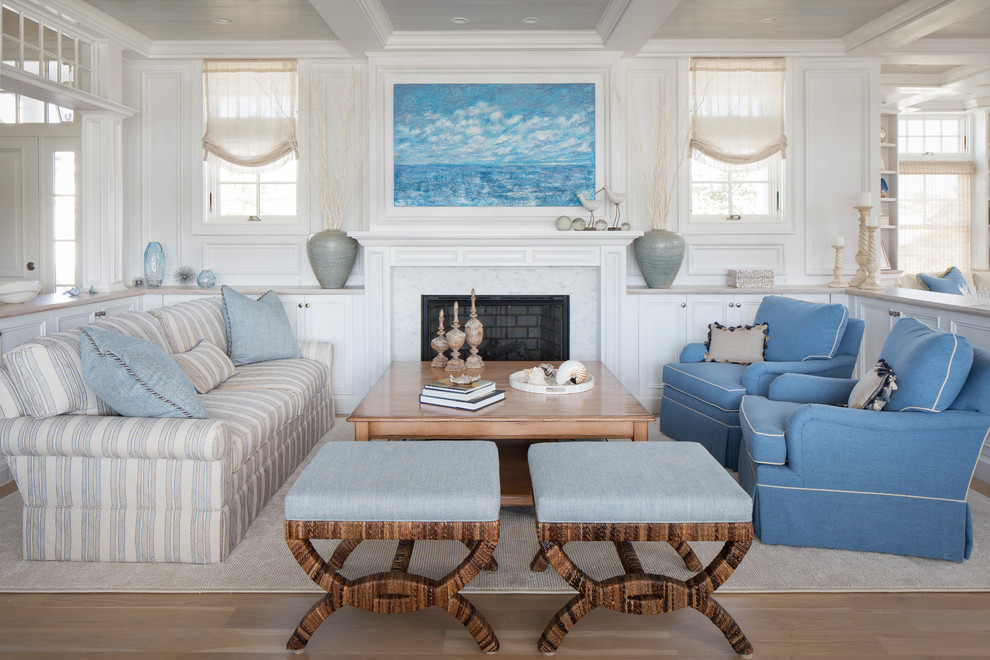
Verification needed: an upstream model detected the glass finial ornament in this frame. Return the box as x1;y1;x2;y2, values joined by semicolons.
143;242;165;288
197;269;217;288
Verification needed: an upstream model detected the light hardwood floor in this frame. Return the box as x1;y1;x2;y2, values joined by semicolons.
0;482;987;658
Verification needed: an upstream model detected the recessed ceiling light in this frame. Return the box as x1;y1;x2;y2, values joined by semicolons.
212;17;233;25
450;17;469;24
522;17;540;24
760;16;779;23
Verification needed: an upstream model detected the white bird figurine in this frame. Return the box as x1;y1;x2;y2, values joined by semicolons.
604;190;627;227
576;193;601;226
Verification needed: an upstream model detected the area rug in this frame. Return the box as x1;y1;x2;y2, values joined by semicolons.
1;422;988;593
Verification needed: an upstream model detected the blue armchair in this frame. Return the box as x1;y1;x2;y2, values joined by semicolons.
739;317;989;561
660;296;864;469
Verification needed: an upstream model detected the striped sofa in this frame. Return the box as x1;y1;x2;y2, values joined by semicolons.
0;298;334;563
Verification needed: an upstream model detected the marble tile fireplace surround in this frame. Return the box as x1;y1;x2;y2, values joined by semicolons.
351;231;641;383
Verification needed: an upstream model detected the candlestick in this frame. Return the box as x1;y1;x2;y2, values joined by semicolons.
861;223;884;290
848;205;872;288
828;243;848;288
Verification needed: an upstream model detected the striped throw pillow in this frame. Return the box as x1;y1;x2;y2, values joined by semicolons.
170;339;238;394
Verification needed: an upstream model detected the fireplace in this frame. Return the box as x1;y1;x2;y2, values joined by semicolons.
421;295;570;362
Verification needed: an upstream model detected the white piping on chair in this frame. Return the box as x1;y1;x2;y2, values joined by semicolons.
800;307;848;361
757;483;968;504
739;400;785;437
664;365;745;393
932;334;960;411
664;384;740;413
661;395;740;428
744;444;785;466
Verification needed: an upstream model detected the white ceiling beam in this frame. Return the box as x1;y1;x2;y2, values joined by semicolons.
600;0;680;55
844;0;990;57
307;0;391;56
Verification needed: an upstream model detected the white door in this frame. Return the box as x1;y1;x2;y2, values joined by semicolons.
0;137;40;281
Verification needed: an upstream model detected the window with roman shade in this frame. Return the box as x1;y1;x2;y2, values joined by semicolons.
690;57;787;172
202;59;298;170
898;159;975;274
689;57;787;222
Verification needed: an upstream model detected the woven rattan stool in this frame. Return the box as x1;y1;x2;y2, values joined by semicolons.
528;441;754;657
283;441;501;653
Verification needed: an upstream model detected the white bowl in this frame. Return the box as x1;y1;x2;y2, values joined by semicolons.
0;280;42;304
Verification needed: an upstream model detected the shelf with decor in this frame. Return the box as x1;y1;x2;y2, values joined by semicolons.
880;112;899;271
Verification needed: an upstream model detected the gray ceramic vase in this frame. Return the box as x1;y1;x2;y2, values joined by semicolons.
633;229;686;288
307;229;358;289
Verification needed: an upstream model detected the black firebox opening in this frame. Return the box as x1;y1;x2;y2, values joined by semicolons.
420;294;569;363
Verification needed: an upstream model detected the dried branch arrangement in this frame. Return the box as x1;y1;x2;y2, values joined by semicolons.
616;78;693;231
302;68;371;231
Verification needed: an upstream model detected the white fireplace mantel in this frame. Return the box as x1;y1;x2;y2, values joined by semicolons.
351;231;642;382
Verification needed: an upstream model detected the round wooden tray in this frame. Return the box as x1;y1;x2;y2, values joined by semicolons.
508;370;595;395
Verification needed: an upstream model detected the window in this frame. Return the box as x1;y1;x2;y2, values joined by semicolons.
689;58;787;223
0;92;74;124
898;160;974;274
899;116;968;155
202;59;298;222
1;4;93;92
206;159;297;221
51;150;78;291
691;159;781;219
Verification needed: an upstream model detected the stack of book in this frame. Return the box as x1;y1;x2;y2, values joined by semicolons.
419;378;505;410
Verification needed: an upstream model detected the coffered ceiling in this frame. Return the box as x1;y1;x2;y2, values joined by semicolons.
76;0;990;110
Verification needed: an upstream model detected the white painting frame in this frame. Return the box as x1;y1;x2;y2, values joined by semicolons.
371;66;609;230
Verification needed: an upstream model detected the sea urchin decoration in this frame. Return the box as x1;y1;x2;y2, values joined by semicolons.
174;266;195;286
131;276;145;288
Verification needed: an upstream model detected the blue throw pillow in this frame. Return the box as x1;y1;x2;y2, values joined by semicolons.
879;317;973;412
918;267;970;295
221;285;301;366
753;296;849;362
79;326;208;418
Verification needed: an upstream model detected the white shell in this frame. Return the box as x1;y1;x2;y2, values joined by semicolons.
526;368;549;385
555;360;588;385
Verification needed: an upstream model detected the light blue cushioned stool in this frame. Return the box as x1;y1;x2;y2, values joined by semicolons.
283;441;501;653
527;441;755;657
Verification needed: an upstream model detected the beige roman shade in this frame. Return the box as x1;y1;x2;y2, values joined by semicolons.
690;57;787;171
202;59;298;170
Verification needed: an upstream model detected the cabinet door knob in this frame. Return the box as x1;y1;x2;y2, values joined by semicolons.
305;303;311;308
26;261;35;271
298;303;303;308
680;302;686;308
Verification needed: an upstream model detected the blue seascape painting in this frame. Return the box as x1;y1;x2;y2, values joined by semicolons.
393;83;596;207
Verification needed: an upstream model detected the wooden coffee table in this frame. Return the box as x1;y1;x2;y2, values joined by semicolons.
346;361;655;505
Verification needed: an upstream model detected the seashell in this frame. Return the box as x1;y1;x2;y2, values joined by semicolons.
555;359;588;385
449;373;480;385
538;363;557;379
526;368;549;385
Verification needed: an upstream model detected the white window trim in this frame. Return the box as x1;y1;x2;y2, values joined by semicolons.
678;58;795;235
203;160;301;226
898;113;970;158
688;157;784;225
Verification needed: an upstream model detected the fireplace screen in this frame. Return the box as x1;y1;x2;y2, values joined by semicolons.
421;295;569;362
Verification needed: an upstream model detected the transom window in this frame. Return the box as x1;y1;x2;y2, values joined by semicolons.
0;92;74;124
1;3;93;92
898;116;968;155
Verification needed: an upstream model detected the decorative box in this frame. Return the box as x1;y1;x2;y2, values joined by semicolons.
728;269;774;289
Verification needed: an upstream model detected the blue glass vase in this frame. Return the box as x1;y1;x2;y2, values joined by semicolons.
144;242;165;288
197;269;216;288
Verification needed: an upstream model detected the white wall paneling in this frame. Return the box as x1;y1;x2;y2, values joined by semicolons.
686;243;785;277
199;238;305;283
799;60;878;279
81;111;130;291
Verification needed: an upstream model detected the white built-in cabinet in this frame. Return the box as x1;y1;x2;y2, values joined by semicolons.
0;297;138;354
